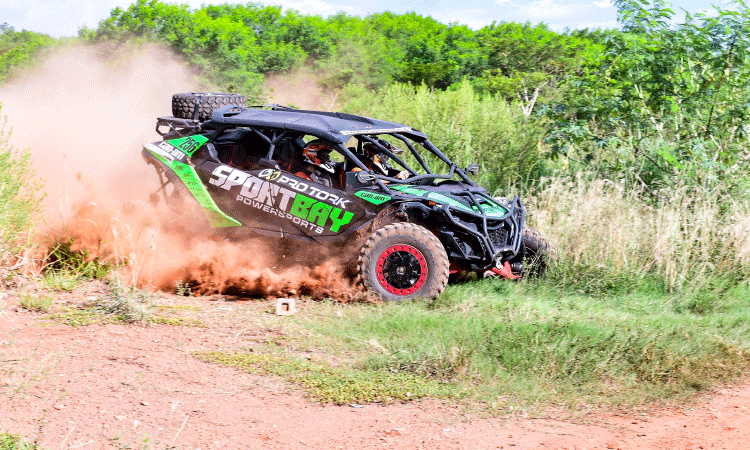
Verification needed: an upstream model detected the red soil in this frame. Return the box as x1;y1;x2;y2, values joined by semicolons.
1;288;748;450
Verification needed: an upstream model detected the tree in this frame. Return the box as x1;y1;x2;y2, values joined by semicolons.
475;22;605;111
546;0;750;193
0;24;55;83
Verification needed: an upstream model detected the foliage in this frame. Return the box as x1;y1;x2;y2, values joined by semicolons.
316;13;402;94
361;12;483;89
0;105;41;259
526;173;750;294
44;283;204;327
0;24;55;83
344;81;546;192
41;238;111;291
277;282;750;409
19;294;53;313
546;0;750;194
85;1;604;107
0;434;39;450
475;22;607;105
89;0;334;98
93;278;152;323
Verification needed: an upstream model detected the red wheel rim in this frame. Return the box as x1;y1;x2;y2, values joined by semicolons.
375;244;428;296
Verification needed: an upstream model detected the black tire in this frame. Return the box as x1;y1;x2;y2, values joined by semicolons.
521;227;555;276
358;223;449;301
172;93;247;121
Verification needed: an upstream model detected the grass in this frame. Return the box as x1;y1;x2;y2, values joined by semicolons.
0;434;39;450
0;106;41;261
36;279;154;326
344;81;545;190
44;307;203;328
92;279;151;323
525;174;750;295
36;279;204;328
196;278;750;412
40;271;83;292
41;240;111;292
195;350;456;405
7;171;749;412
46;303;205;328
19;294;52;313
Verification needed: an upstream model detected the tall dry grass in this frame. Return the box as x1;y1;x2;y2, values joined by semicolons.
527;174;750;293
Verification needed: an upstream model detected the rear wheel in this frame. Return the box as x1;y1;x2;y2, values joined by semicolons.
358;223;449;301
172;93;247;121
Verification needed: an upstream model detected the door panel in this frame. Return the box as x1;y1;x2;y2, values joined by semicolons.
196;162;365;238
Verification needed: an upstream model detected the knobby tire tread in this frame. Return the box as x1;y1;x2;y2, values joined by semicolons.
172;93;247;121
521;226;555;276
358;222;449;301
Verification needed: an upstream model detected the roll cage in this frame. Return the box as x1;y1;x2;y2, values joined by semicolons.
155;104;480;191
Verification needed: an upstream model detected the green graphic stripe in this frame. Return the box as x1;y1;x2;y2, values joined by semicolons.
145;147;241;227
426;192;471;210
475;205;506;216
391;185;507;217
391;185;426;197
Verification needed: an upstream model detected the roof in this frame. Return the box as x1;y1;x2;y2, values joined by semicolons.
204;105;428;144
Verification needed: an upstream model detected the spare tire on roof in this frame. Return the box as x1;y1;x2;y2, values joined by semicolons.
172;93;247;121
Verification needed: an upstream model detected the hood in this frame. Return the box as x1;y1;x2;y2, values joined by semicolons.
389;184;507;218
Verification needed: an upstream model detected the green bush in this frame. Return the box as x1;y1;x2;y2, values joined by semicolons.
0;24;56;83
0;105;41;259
545;0;750;195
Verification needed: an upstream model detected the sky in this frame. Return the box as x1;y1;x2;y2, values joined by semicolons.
0;0;725;37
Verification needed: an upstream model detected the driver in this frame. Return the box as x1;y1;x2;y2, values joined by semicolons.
300;139;341;187
352;139;409;180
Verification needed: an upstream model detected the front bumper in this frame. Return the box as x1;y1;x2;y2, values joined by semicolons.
435;195;525;271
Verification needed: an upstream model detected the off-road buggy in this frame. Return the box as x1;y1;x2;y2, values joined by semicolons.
143;93;552;301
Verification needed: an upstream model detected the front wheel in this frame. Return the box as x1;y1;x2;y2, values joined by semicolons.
358;223;449;301
520;227;555;276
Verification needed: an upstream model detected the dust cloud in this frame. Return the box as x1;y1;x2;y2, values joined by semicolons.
264;67;336;111
1;44;358;300
0;44;193;217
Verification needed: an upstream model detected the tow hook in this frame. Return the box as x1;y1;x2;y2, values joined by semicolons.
490;261;519;280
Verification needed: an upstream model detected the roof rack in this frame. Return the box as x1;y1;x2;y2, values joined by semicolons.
155;116;200;138
243;104;299;110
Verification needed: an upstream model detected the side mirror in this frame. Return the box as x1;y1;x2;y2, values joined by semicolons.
466;162;479;176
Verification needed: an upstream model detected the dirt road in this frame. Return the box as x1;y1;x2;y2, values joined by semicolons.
1;290;749;450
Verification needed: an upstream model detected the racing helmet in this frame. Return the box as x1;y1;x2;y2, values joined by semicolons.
303;140;334;165
363;138;404;164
